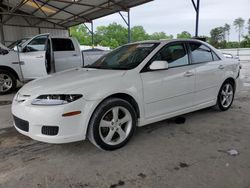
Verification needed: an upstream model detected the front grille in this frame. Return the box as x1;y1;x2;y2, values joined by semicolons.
42;126;59;136
13;116;29;132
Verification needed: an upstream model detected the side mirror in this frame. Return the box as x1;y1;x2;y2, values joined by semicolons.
149;60;168;70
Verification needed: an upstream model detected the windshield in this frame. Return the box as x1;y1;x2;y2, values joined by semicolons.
84;43;159;70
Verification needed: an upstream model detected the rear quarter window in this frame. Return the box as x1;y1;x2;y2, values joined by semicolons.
190;43;213;64
52;38;75;51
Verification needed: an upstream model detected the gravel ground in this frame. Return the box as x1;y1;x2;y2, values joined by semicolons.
0;63;250;188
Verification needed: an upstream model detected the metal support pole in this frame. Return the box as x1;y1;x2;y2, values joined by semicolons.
128;9;131;43
0;3;5;45
191;0;200;37
0;23;4;45
195;0;200;37
119;9;131;43
91;21;94;49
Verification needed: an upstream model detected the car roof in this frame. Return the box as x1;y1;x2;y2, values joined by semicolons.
129;38;207;45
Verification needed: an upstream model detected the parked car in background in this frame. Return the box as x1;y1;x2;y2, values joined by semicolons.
12;39;241;150
0;33;105;94
222;52;239;61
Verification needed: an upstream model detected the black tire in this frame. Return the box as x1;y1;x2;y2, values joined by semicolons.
87;98;137;150
0;70;17;95
216;80;235;111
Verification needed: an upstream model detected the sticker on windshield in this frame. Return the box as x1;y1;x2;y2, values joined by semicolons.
136;44;155;48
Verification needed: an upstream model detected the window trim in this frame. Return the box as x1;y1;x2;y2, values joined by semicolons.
187;42;221;65
140;41;190;73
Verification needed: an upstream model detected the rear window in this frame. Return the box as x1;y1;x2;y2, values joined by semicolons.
52;38;75;51
190;43;213;64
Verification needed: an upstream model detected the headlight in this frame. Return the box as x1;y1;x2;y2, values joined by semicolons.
31;94;83;105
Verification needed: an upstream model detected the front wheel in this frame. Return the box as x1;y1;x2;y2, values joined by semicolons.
216;80;235;111
0;70;17;95
87;98;137;150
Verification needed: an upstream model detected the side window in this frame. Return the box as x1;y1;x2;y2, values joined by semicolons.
52;38;75;51
25;35;47;52
189;43;213;64
151;43;189;68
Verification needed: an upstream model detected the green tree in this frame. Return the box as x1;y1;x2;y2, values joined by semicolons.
177;31;191;39
224;24;230;42
248;18;250;35
149;32;173;40
241;18;250;47
131;26;149;42
210;27;226;48
69;25;92;45
95;23;128;48
233;17;245;47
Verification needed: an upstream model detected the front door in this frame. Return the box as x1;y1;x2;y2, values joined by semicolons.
20;34;49;80
52;38;82;72
141;42;195;118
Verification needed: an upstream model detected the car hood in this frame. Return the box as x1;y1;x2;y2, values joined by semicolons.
19;68;126;96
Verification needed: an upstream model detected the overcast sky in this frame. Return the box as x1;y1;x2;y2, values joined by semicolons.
92;0;250;41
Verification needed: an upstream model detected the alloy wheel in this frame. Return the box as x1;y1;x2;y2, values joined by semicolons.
220;83;234;108
0;73;13;92
99;106;133;146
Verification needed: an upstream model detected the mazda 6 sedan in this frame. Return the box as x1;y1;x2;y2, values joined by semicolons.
12;39;241;150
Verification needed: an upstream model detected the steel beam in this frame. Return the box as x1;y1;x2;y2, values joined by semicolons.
91;22;94;48
119;10;131;43
191;0;200;37
128;9;131;43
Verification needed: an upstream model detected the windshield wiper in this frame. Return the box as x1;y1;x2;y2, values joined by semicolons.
83;65;101;69
83;65;128;70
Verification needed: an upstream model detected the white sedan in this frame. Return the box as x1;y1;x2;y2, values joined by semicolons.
12;39;241;150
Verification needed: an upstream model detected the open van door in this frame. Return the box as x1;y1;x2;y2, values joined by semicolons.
19;34;50;80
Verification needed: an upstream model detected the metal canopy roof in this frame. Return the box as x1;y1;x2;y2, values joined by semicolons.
0;0;153;29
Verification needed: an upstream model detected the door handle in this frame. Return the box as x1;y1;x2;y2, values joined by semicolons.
35;56;44;58
218;65;225;70
184;71;194;77
73;54;78;56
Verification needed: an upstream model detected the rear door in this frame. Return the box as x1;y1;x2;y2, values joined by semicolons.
52;38;82;72
141;42;196;118
20;34;49;79
188;42;223;104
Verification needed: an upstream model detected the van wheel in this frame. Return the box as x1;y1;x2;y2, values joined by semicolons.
87;98;137;150
216;80;235;111
0;70;17;95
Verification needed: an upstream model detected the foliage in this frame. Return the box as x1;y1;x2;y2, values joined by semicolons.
224;24;230;42
233;17;245;44
248;18;250;35
95;22;128;49
131;26;149;42
69;25;92;45
69;18;250;49
209;27;226;48
177;31;191;39
149;32;173;40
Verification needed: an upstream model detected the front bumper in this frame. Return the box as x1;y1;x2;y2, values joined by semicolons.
11;94;95;144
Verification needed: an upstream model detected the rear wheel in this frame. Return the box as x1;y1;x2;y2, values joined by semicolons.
0;70;17;95
216;80;235;111
87;98;137;150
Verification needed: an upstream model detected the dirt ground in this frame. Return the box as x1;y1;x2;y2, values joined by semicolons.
0;63;250;188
